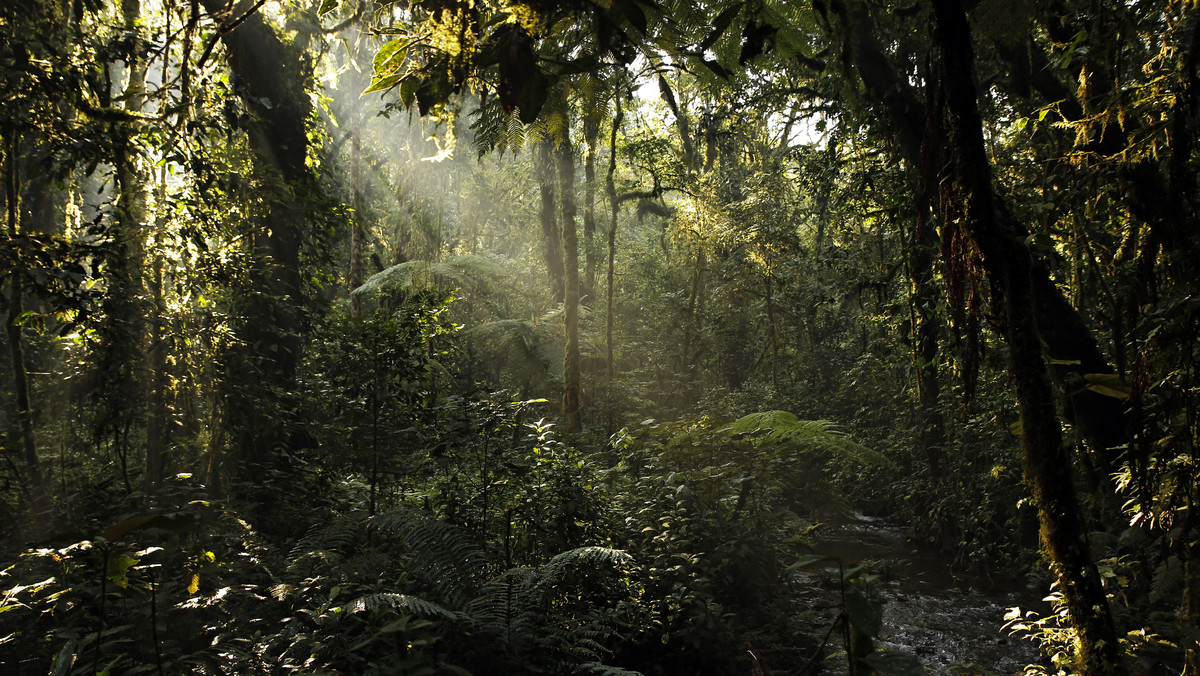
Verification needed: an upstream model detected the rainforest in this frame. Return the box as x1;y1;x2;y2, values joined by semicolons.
1;0;1198;674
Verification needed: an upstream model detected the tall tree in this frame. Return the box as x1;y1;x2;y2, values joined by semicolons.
927;0;1127;670
557;96;582;433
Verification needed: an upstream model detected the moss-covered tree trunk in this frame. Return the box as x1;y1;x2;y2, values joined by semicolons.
929;1;1128;672
103;0;149;492
837;0;1129;467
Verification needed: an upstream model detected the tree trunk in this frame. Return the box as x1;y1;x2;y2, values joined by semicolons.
349;94;364;319
605;101;624;434
909;219;944;476
4;130;46;509
105;0;149;487
558;105;582;434
839;0;1130;464
200;0;311;472
929;1;1128;672
535;140;565;303
583;109;598;304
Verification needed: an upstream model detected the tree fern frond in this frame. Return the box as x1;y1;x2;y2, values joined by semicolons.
286;514;362;574
1151;555;1184;603
369;508;490;607
539;547;633;589
572;662;645;676
468;567;540;632
466;318;564;381
720;411;893;467
355;254;506;296
344;592;461;621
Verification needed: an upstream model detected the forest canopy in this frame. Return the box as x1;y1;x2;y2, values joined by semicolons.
1;0;1198;674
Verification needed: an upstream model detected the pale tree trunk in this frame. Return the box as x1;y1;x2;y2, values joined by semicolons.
930;1;1128;672
110;0;149;491
558;101;582;434
583;112;598;303
605;101;624;434
349;93;364;319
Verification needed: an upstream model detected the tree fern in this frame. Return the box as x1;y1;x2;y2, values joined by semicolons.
354;254;507;297
719;410;893;467
466;318;565;387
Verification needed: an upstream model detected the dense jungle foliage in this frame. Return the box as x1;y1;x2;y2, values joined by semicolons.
2;0;1199;673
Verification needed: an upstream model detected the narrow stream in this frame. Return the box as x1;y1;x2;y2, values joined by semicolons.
807;513;1046;674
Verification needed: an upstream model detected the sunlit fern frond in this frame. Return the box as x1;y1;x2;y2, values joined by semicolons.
719;410;893;467
468;95;507;157
343;592;462;622
285;512;363;575
536;546;633;593
572;662;645;676
469;96;530;157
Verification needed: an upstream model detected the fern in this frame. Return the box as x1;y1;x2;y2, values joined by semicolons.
468;96;531;157
538;547;633;591
466;318;565;385
1151;555;1184;603
370;508;490;608
285;512;363;576
344;592;462;621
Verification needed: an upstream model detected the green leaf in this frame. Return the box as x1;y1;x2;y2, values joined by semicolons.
106;554;139;589
700;3;743;51
318;0;338;16
1083;373;1131;400
365;71;405;95
374;38;409;74
399;76;421;107
845;590;882;636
